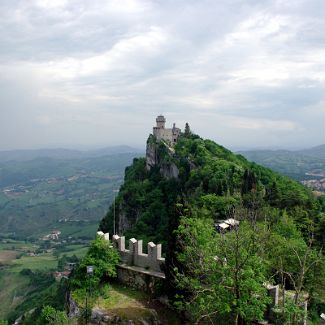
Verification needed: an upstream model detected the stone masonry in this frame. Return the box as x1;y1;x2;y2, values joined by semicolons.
152;115;181;146
97;231;165;274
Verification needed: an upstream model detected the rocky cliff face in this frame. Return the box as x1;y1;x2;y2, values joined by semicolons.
145;142;157;171
99;136;181;245
117;206;136;234
146;138;179;179
160;162;179;179
67;293;80;318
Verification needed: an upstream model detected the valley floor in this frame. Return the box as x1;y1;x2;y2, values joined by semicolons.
0;239;88;321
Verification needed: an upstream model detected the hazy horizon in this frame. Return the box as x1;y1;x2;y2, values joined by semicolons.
1;0;325;151
0;141;324;154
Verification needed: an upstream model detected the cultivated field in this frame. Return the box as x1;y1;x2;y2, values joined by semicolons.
0;239;89;320
0;250;18;263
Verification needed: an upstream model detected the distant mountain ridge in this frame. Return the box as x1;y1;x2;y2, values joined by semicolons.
238;144;325;156
0;145;143;162
238;144;325;190
298;144;325;159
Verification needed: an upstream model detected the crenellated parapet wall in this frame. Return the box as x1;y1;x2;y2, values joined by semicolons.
97;232;165;274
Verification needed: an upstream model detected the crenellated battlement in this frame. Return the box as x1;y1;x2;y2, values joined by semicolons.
97;232;165;273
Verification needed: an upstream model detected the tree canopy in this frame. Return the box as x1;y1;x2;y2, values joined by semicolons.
99;132;325;323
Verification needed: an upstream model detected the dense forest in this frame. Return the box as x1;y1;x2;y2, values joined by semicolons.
100;133;325;248
100;130;325;324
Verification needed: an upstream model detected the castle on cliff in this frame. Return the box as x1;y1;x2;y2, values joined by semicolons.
153;115;181;146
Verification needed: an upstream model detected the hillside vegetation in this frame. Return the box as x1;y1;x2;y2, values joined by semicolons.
99;131;325;324
100;134;323;247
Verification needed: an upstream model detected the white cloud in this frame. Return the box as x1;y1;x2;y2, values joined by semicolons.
32;26;167;80
230;116;296;131
33;0;68;9
0;0;324;150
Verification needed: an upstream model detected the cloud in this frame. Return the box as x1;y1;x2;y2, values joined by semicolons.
231;117;296;131
0;0;324;150
39;26;168;80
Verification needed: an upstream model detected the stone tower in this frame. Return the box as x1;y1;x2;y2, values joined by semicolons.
156;115;166;128
152;115;180;146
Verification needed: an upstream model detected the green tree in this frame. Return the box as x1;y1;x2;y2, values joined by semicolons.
71;235;120;289
35;305;69;325
184;122;191;137
57;254;79;271
266;216;325;324
173;217;270;324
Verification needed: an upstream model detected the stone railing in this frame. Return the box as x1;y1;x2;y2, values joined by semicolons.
264;284;307;325
97;232;165;273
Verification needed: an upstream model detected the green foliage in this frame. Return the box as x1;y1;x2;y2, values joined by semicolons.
99;157;180;246
199;194;240;219
0;320;8;325
184;122;191;137
100;134;320;247
97;132;325;322
57;254;79;271
20;268;33;276
273;297;306;325
7;277;68;324
319;195;325;212
35;305;70;325
71;236;119;290
261;214;324;324
173;217;270;324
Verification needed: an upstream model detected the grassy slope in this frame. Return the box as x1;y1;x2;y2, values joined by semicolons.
10;254;58;273
73;283;180;325
0;272;30;319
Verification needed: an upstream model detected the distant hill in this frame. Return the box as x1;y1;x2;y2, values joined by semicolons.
0;152;142;239
0;146;143;162
298;144;325;159
238;145;325;192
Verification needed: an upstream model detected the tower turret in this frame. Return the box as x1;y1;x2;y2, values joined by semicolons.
156;115;166;129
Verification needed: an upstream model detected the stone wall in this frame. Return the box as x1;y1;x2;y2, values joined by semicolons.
264;284;308;325
152;115;181;146
111;234;165;273
97;231;166;294
117;264;165;294
97;231;165;273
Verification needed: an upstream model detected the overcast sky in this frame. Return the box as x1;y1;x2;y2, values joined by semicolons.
1;0;324;151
